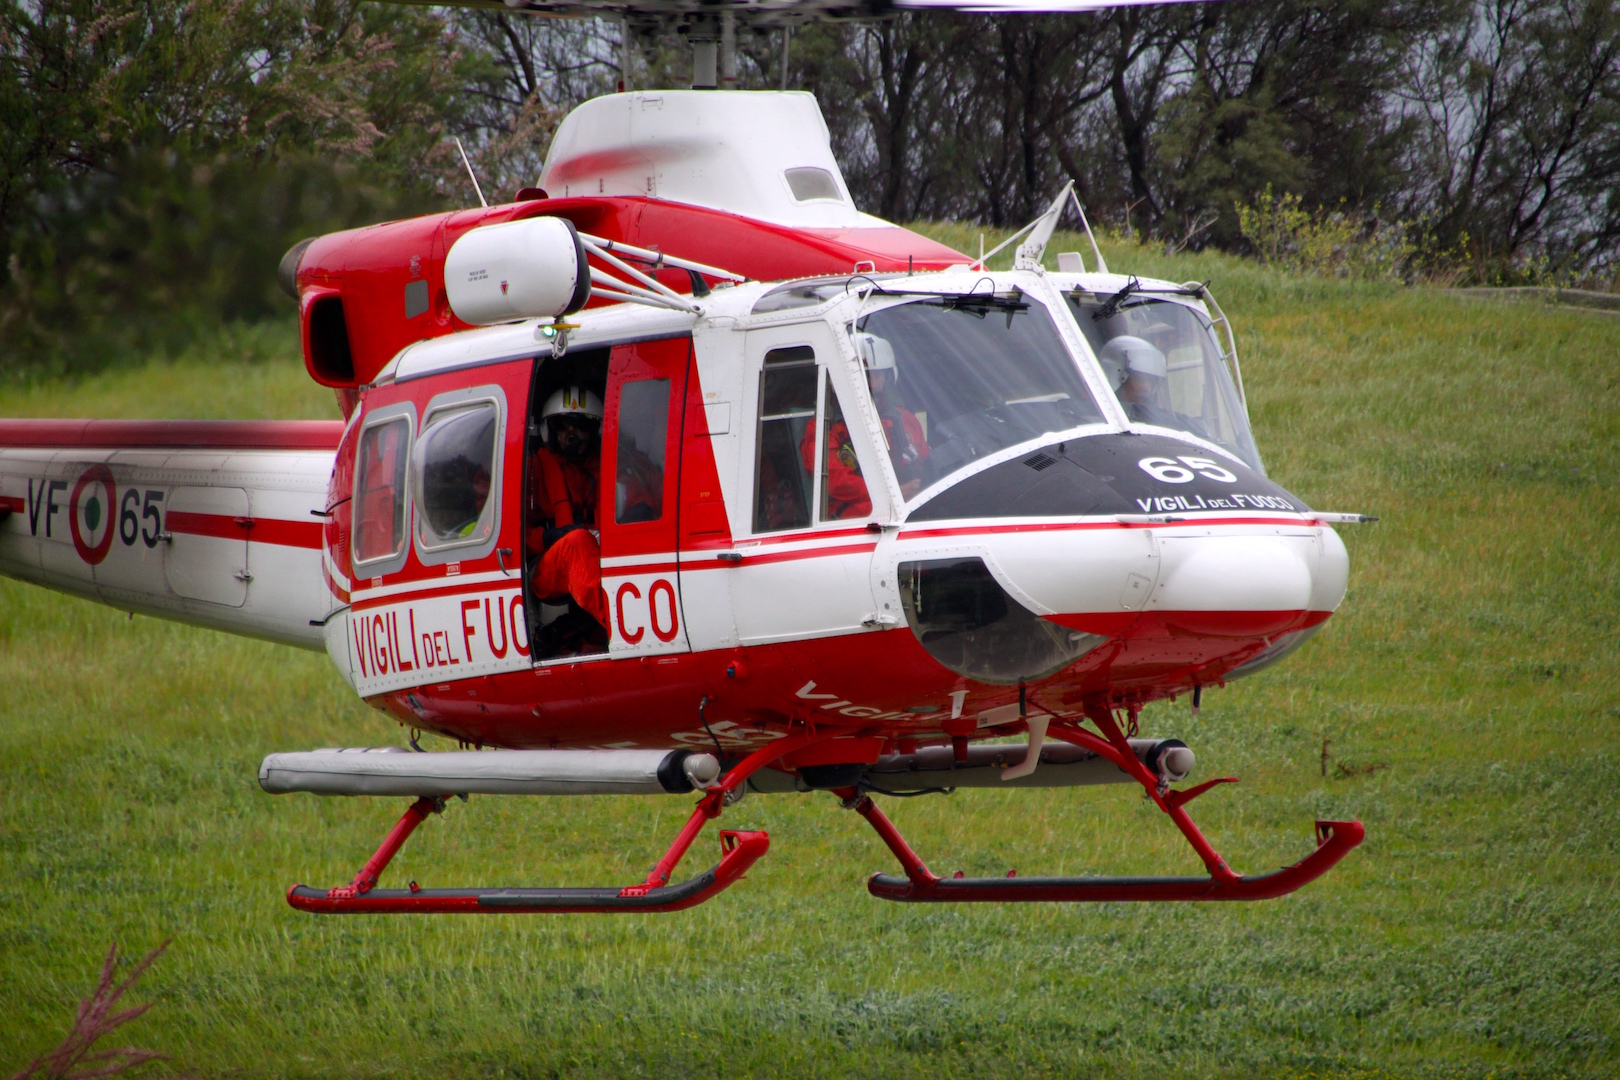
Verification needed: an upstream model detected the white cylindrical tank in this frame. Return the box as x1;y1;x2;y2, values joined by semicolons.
259;747;718;796
444;216;591;326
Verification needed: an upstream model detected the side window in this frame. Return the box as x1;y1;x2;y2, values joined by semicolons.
413;399;500;551
753;346;817;532
352;416;410;569
615;379;669;524
818;377;868;521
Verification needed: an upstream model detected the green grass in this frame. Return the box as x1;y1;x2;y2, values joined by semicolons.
2;256;1618;1079
0;321;341;421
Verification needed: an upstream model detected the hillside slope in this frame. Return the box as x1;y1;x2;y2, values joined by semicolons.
1;239;1616;1079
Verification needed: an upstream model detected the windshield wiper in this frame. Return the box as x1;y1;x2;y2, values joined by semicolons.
938;293;1029;330
1091;276;1140;321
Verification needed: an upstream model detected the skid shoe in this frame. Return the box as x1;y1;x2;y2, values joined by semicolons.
286;733;822;915
842;706;1363;904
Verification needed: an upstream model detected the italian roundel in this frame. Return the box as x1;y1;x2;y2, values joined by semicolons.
69;464;117;565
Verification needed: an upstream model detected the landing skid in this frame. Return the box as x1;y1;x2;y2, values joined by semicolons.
861;821;1362;903
288;830;768;914
287;708;1362;914
286;734;818;915
844;705;1363;905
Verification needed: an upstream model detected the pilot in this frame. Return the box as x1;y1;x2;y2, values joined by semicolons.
799;332;929;519
526;386;609;647
1099;335;1182;429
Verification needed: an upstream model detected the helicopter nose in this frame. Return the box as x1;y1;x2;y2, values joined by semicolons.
1149;536;1314;636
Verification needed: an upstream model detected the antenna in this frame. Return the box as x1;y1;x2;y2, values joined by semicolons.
975;183;1069;271
1014;181;1072;270
454;137;488;209
1070;187;1108;275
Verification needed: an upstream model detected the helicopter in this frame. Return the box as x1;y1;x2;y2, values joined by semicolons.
0;4;1369;915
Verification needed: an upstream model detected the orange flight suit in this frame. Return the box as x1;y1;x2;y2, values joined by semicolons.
801;409;929;520
525;448;609;629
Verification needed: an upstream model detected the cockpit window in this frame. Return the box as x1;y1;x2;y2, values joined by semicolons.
785;167;842;203
413;402;498;548
1068;294;1262;472
853;296;1105;499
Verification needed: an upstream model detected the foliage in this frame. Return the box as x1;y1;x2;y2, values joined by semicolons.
0;0;473;377
794;0;1620;277
1;258;1618;1077
4;0;1619;379
1236;187;1417;282
9;943;174;1080
1396;0;1620;279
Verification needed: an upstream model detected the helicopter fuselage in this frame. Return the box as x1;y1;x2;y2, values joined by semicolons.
313;265;1345;765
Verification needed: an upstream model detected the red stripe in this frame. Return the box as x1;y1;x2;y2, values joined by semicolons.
248;518;325;548
643;543;879;573
0;494;23;514
899;516;1312;540
351;576;522;612
730;542;877;566
166;512;324;548
605;560;681;576
0;419;344;451
324;565;351;605
606;540;881;575
1048;608;1333;638
754;525;875;547
166;511;248;540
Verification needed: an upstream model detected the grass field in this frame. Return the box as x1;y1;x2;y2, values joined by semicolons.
2;233;1617;1079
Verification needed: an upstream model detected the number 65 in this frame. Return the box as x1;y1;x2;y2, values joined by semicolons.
1138;456;1238;484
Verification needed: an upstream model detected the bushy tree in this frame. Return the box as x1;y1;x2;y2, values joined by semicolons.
0;0;470;373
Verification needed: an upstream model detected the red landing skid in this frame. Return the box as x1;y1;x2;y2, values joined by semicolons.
842;706;1363;904
285;733;820;915
288;709;1362;914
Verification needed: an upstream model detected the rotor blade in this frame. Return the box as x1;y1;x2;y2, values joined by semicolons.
381;0;1216;20
897;0;1208;8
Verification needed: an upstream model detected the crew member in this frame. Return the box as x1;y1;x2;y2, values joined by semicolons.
801;332;929;518
526;386;609;640
1099;335;1183;430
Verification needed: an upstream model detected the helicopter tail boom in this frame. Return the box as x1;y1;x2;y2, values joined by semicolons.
0;420;342;648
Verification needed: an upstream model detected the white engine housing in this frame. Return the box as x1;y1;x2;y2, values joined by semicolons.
444;216;591;326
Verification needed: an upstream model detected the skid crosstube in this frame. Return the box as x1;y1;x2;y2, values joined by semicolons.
284;731;828;916
844;705;1365;906
867;820;1364;903
288;829;768;914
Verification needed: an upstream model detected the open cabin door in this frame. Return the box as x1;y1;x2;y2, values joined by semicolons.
600;338;690;658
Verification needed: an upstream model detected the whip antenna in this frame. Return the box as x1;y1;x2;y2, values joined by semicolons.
453;137;488;209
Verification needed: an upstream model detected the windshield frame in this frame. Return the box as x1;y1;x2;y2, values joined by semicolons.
1056;283;1264;474
829;287;1117;513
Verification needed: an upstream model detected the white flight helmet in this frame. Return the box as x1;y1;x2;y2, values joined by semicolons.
541;385;603;439
855;332;897;380
1097;335;1168;391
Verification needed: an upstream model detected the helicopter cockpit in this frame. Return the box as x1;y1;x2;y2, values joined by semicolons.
848;293;1107;501
751;273;1260;521
1067;291;1262;473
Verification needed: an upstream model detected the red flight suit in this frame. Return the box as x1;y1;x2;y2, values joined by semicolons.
800;407;929;519
525;448;609;629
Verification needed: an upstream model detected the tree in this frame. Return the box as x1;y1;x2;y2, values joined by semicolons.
1399;0;1620;276
0;0;470;372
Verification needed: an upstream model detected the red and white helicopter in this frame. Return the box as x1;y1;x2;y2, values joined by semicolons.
0;6;1370;915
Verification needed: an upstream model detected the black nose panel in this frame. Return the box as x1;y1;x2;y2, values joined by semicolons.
908;433;1308;521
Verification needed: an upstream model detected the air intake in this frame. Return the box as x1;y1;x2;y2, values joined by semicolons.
897;558;1104;685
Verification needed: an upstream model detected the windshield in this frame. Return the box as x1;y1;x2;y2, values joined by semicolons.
853;296;1105;499
1068;294;1262;472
